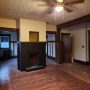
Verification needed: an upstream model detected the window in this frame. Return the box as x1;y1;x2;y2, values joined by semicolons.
0;35;10;49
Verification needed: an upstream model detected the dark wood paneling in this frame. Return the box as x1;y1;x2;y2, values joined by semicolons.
55;29;63;63
57;14;90;29
46;31;56;34
18;42;46;71
56;41;63;63
88;31;90;64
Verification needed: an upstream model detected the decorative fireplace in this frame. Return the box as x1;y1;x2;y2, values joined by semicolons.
29;53;39;66
18;42;46;71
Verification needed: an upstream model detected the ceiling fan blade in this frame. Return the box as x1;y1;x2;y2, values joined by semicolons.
46;6;54;14
41;6;54;16
64;0;84;5
64;6;73;12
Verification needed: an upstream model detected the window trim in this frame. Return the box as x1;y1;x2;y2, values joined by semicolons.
0;34;11;49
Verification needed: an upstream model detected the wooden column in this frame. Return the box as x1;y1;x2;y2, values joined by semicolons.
56;28;63;63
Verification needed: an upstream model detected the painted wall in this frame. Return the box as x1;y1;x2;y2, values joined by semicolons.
0;18;16;28
61;23;87;62
19;19;46;42
46;24;57;31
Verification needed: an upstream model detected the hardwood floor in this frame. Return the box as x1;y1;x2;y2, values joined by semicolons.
0;58;90;90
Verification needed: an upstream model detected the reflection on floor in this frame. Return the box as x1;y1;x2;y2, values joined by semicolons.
0;58;90;90
46;58;57;65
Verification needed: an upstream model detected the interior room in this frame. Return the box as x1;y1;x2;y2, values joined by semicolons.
0;30;18;60
0;0;90;90
46;31;57;64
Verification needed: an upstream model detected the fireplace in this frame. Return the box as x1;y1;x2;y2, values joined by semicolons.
29;53;39;66
18;42;46;71
25;53;43;71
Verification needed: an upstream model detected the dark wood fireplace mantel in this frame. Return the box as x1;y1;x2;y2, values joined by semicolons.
18;42;46;71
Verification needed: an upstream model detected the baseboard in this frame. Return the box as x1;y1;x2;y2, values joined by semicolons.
74;59;90;65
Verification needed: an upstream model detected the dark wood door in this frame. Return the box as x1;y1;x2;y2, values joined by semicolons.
88;31;90;64
62;34;72;63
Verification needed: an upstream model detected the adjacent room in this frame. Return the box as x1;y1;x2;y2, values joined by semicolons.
0;0;90;90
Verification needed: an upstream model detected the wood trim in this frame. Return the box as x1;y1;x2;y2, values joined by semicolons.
61;33;70;41
56;30;60;42
46;31;56;34
57;14;90;29
61;33;70;35
0;27;18;32
88;30;90;64
74;59;90;65
47;41;56;42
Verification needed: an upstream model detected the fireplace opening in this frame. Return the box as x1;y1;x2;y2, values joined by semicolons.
29;53;39;66
26;53;44;71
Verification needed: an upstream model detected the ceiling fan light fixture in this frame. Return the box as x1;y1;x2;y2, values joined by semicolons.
55;6;64;12
57;0;64;3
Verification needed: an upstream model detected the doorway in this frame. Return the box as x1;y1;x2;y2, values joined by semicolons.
46;31;57;65
61;33;72;63
0;28;18;65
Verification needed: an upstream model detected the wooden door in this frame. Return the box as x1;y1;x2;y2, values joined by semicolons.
62;33;72;63
88;31;90;64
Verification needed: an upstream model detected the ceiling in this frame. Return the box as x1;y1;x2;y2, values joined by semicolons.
0;0;90;25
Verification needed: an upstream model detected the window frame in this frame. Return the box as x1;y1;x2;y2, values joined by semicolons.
0;34;11;49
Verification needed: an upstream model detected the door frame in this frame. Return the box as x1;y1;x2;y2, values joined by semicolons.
88;31;90;64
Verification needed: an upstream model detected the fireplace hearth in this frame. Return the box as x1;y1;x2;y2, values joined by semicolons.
18;42;46;71
25;53;44;71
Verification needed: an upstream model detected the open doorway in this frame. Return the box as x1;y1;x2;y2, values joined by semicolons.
0;28;18;68
46;31;57;65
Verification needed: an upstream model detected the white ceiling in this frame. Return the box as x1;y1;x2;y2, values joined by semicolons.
0;0;90;25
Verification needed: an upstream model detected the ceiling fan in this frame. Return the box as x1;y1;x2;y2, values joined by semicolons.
32;0;84;13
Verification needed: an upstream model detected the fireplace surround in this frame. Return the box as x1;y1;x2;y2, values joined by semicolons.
18;42;46;71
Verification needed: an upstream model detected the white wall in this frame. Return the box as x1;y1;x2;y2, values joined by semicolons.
61;23;87;62
0;18;16;28
19;19;46;42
